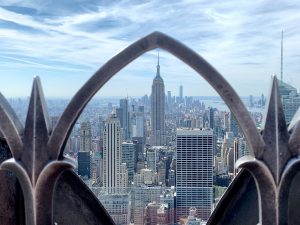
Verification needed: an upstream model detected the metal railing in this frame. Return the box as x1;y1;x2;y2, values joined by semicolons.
0;31;300;225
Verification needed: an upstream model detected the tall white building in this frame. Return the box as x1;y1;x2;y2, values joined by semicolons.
101;112;131;225
103;112;123;194
151;53;166;146
176;129;213;222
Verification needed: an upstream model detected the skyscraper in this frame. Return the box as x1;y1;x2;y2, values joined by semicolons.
237;137;249;158
98;115;105;141
77;150;91;179
151;52;166;146
80;121;92;152
208;108;215;129
222;112;230;132
179;85;183;102
101;112;131;225
121;142;135;183
176;129;213;222
132;136;144;169
249;95;254;108
103;112;123;194
120;98;130;140
133;106;145;138
277;30;300;123
167;91;172;109
278;80;300;123
78;122;92;179
146;147;157;172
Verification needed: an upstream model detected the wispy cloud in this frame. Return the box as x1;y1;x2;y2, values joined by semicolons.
0;0;300;97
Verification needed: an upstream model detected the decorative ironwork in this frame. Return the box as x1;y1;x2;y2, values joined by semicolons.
0;31;299;225
235;76;300;225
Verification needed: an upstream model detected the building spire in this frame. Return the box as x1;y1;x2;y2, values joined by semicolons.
158;49;160;66
156;49;160;77
281;30;283;81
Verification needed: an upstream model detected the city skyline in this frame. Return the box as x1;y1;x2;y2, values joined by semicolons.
1;2;300;223
1;69;295;224
1;1;300;97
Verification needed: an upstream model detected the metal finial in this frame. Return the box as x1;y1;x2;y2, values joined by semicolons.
261;75;289;184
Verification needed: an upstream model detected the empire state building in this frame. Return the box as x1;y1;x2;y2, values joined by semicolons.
151;52;166;146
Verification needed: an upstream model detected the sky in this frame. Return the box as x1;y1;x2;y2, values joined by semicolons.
0;0;300;98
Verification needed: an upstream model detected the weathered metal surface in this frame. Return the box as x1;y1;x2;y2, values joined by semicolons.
0;31;299;225
53;170;114;225
235;76;300;225
0;78;115;225
0;137;25;225
261;76;290;184
207;170;258;225
288;172;300;224
0;93;23;159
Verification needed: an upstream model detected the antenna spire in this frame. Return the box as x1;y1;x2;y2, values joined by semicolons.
156;49;160;77
158;49;160;66
281;30;283;81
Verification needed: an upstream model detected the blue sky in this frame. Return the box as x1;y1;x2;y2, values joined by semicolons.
0;0;300;98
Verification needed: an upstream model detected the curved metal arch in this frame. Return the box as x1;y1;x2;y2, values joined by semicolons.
48;31;265;159
236;156;277;225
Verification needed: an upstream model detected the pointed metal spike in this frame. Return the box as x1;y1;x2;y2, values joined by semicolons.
22;76;51;185
262;75;290;184
33;76;51;134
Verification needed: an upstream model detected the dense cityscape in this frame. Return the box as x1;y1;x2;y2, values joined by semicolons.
6;54;300;225
1;0;300;224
